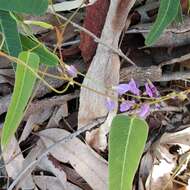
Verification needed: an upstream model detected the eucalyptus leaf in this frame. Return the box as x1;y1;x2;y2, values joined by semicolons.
0;10;22;69
174;4;183;23
20;35;59;66
109;115;148;190
1;51;39;148
24;20;54;30
0;0;48;15
145;0;180;46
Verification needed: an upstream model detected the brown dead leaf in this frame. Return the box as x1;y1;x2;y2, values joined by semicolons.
2;136;36;189
40;154;68;189
33;175;82;190
23;140;71;189
181;0;189;13
39;128;108;190
159;126;190;146
0;94;11;115
47;104;68;128
139;142;176;190
19;108;53;143
80;0;109;63
33;176;63;190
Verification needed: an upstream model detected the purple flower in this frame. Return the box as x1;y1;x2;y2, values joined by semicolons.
105;98;115;111
114;79;140;96
155;103;161;109
128;79;140;96
120;100;135;112
115;84;130;95
66;65;78;78
145;81;159;97
137;104;150;118
145;83;153;97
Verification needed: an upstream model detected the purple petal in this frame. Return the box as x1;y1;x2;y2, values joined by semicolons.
155;103;161;109
149;82;159;96
128;79;140;96
137;104;150;118
145;83;153;97
120;100;134;112
115;84;130;95
66;65;78;78
105;98;115;111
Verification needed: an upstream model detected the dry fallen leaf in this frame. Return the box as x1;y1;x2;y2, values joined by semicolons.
80;0;109;63
2;136;36;189
47;104;68;128
142;127;190;190
145;146;176;190
33;175;82;190
19;108;53;143
39;154;68;188
33;176;63;190
23;140;74;189
39;128;108;190
160;126;190;146
0;94;11;115
48;0;97;12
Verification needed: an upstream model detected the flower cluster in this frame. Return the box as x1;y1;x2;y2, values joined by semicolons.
106;79;159;118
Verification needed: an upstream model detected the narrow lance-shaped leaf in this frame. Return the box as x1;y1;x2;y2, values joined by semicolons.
0;0;48;15
174;4;183;23
1;51;40;148
109;115;148;190
145;0;180;46
20;35;59;67
1;34;59;67
0;10;22;69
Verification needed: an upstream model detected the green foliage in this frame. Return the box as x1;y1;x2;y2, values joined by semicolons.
21;35;59;66
145;0;180;46
0;10;22;69
24;20;54;30
175;4;183;23
1;51;39;148
0;0;48;15
109;115;148;190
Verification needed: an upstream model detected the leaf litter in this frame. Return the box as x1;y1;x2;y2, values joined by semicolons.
2;0;190;189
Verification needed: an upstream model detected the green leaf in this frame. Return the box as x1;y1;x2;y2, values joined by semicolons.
174;4;183;23
145;0;180;46
0;0;48;15
24;20;54;30
1;51;39;148
0;10;22;69
109;115;148;190
20;35;59;66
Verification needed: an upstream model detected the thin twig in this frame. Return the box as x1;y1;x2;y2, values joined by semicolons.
160;53;190;67
54;13;136;66
159;72;190;82
126;27;190;34
7;117;105;190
